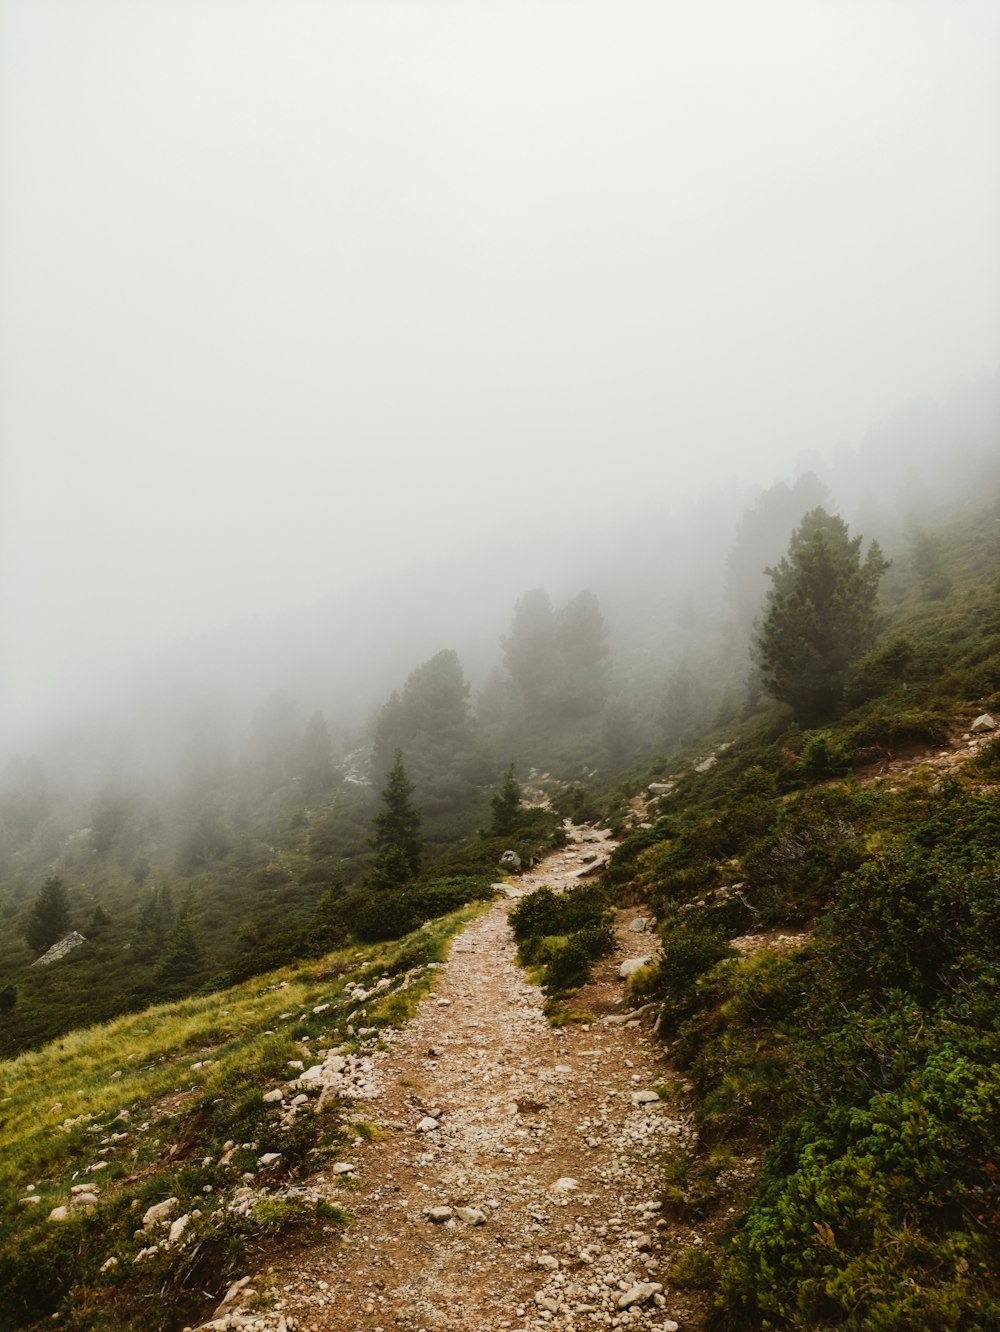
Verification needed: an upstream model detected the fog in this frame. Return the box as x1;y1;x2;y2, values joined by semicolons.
2;0;999;758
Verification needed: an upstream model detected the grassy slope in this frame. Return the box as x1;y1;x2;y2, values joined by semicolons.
0;902;485;1332
598;495;1000;1328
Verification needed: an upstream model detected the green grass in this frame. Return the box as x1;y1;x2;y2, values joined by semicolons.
0;903;478;1331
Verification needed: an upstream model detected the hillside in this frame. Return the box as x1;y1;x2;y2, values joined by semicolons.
2;458;1000;1328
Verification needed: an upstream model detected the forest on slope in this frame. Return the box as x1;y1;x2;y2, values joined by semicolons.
1;374;997;1061
0;374;999;1328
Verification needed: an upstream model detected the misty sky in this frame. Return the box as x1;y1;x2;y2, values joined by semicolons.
2;0;999;749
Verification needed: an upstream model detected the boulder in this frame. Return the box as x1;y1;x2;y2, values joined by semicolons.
499;850;522;873
618;1281;663;1309
619;957;651;979
31;931;87;968
629;917;648;933
142;1197;178;1229
971;713;996;734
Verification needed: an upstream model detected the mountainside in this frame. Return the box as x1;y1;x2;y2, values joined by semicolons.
2;420;1000;1328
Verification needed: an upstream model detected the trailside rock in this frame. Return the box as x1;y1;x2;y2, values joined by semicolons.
617;1281;663;1309
499;850;522;873
971;713;996;734
619;957;651;979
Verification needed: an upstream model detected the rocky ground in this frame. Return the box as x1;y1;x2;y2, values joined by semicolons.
195;826;707;1332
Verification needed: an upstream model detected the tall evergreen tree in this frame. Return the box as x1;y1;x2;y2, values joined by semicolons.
490;763;523;837
155;905;203;986
754;508;889;721
25;875;71;954
370;749;422;891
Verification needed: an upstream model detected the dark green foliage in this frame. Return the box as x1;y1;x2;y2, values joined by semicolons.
155;907;203;987
350;890;419;942
510;882;614;994
754;508;889;721
0;982;16;1011
973;734;1000;778
798;730;850;779
25;875;71;954
490;764;523;836
371;650;486;825
843;634;915;706
727;472;829;627
551;783;602;825
369;749;422;889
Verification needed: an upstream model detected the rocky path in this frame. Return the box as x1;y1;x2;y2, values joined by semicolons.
203;827;701;1332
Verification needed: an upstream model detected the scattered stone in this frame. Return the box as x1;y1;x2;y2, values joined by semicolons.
142;1197;178;1229
427;1205;453;1223
632;1089;660;1105
257;1152;281;1167
499;850;522;872
48;1206;69;1222
617;1281;663;1309
416;1116;439;1133
262;1089;284;1103
332;1162;354;1175
971;713;996;733
455;1206;486;1225
629;917;648;933
99;1256;118;1272
167;1214;190;1245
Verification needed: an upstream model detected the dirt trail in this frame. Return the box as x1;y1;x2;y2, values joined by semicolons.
202;827;702;1332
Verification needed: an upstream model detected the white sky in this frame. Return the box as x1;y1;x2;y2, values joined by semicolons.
2;0;999;747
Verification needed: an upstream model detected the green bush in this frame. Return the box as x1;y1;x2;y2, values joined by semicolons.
798;731;851;779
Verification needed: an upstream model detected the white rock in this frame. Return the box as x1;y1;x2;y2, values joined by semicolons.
632;1090;660;1105
167;1214;190;1245
617;1281;663;1309
332;1162;354;1174
133;1245;159;1263
142;1197;178;1229
99;1256;118;1272
416;1116;439;1133
427;1205;453;1222
262;1088;284;1103
971;713;996;733
48;1206;69;1221
258;1152;281;1167
550;1177;579;1193
619;957;651;979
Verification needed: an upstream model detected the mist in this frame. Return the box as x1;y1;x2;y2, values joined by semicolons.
2;0;999;758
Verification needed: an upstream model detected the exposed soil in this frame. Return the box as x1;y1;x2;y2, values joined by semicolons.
198;827;707;1332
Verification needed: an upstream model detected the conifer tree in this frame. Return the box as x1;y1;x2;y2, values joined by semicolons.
490;763;523;837
25;875;71;954
155;905;203;985
370;749;422;890
754;508;889;721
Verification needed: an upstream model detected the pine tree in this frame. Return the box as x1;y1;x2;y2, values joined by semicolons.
155;906;203;986
25;875;71;954
370;749;422;890
490;764;523;837
754;508;889;721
